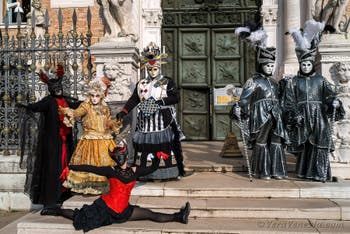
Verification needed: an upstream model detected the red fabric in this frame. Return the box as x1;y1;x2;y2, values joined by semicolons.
55;98;72;173
60;166;69;181
156;151;169;160
102;178;136;213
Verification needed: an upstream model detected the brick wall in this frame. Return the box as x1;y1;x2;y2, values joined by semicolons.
41;0;104;44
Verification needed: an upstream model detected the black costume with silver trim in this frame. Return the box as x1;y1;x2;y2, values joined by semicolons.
239;72;288;179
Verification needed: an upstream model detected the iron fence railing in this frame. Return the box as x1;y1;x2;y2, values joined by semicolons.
0;8;93;155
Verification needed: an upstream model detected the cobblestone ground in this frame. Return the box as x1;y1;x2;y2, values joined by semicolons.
0;211;28;230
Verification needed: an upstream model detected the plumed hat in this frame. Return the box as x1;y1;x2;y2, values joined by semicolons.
39;64;64;85
234;22;275;65
287;19;325;63
139;42;168;69
257;47;276;64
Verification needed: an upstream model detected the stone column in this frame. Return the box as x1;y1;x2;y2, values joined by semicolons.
261;0;278;47
281;0;301;76
318;34;350;179
141;0;162;48
261;0;278;76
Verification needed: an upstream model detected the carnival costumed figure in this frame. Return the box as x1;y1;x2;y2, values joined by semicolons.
17;64;80;215
116;42;186;179
284;19;343;182
234;24;288;180
59;80;122;194
51;144;190;232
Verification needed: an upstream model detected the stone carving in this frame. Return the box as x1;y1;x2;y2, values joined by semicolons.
26;0;45;38
330;62;350;162
102;62;132;102
313;0;350;33
97;0;138;41
142;10;163;27
261;7;278;25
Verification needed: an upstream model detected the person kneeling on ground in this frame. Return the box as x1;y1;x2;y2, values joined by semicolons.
50;143;191;232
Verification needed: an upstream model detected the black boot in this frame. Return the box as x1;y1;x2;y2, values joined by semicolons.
174;202;191;224
40;205;61;216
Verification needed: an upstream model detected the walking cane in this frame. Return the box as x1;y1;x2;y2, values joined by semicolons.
235;105;253;182
324;101;337;183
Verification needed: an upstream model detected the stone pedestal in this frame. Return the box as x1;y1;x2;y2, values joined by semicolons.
91;38;139;102
90;39;140;162
318;34;350;81
318;34;350;179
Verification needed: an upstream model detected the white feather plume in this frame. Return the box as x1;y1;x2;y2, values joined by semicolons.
247;29;267;48
288;28;308;50
303;19;324;48
234;27;250;36
234;26;267;48
288;19;325;50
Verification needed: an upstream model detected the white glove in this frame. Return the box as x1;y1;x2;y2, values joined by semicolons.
332;99;340;108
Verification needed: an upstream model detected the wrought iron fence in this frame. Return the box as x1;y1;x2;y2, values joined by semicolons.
0;8;93;155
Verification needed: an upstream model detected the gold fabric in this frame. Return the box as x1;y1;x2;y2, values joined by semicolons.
62;101;121;195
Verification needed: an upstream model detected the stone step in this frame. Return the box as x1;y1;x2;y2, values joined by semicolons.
12;212;350;234
181;141;298;173
63;195;350;220
123;172;350;199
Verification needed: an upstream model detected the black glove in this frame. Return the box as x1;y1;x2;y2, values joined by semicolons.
116;111;127;120
155;99;164;106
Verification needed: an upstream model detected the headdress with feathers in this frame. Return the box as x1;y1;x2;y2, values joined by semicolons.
286;19;325;63
39;64;64;85
139;42;168;70
234;21;275;64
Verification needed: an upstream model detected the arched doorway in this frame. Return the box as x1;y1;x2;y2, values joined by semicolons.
161;0;261;140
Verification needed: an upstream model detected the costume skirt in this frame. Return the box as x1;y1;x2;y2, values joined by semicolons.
133;126;174;154
63;139;116;195
133;127;179;180
73;198;135;232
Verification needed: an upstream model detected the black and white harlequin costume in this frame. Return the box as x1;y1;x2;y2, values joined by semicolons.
117;42;185;179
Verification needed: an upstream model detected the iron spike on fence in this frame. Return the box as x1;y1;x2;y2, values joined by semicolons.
58;8;63;35
87;7;92;38
44;9;49;39
72;9;77;38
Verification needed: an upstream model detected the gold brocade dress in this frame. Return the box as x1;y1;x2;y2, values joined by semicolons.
62;101;121;195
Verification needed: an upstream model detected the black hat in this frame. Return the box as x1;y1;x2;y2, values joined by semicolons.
257;47;276;64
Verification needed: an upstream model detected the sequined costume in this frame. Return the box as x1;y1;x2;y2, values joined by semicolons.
62;98;121;194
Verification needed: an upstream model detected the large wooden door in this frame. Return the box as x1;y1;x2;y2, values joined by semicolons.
161;0;260;140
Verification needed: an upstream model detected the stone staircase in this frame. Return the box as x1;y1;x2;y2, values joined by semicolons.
2;141;350;233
